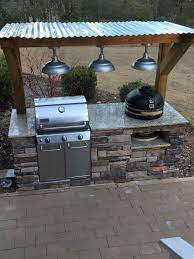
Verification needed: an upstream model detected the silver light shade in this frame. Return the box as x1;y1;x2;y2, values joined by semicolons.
42;47;70;75
89;46;115;73
132;44;157;71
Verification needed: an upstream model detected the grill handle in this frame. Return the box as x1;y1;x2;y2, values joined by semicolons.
40;145;61;152
67;143;88;149
39;122;87;131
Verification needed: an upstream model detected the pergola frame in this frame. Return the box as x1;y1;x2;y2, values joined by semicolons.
0;27;194;114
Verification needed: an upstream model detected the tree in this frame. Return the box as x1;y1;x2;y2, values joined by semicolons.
0;0;193;27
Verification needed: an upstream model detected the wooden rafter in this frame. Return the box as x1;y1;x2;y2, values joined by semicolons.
159;38;192;76
155;36;192;98
0;27;193;113
0;34;192;49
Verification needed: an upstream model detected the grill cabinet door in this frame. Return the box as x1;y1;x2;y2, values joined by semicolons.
65;141;91;178
37;143;66;181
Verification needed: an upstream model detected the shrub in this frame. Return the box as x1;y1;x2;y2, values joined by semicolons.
0;55;12;104
119;81;142;102
61;66;97;101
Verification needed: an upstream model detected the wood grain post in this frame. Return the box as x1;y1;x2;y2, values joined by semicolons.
155;37;192;99
3;47;26;114
155;43;171;99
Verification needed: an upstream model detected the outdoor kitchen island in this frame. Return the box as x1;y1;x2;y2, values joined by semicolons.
1;20;194;190
9;101;188;189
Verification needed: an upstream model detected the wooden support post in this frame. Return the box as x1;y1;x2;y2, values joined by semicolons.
3;47;26;114
155;43;171;98
155;37;192;99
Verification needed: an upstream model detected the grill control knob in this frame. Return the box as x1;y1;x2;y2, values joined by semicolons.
58;106;65;113
62;136;67;141
45;137;50;143
78;134;83;140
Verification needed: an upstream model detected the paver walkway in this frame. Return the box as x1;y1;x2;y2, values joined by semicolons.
1;178;194;259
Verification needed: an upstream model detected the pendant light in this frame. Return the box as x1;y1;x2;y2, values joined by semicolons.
42;47;70;75
132;44;157;71
89;46;115;73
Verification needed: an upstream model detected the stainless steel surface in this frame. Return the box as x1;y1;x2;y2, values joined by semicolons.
36;131;91;145
42;47;70;75
35;95;91;182
37;143;66;181
1;21;194;39
67;142;88;149
89;46;115;73
37;138;91;181
65;141;90;178
35;96;88;133
35;96;86;106
35;105;88;132
38;122;87;133
160;237;194;259
132;44;157;71
40;144;61;152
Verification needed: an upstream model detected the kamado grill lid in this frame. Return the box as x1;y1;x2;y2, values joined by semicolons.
125;85;164;120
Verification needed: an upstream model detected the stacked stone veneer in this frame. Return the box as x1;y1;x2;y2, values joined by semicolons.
91;125;187;182
12;137;39;188
11;125;187;188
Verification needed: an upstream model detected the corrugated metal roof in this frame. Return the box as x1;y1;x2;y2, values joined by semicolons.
0;21;194;39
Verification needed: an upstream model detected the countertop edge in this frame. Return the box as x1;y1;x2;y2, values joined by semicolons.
8;102;189;139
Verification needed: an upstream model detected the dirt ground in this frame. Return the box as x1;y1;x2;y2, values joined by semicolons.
20;45;194;124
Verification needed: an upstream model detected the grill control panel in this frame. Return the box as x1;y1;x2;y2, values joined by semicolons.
36;131;91;145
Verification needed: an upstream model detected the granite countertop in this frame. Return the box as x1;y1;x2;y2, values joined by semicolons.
8;102;189;138
88;102;188;131
8;108;35;138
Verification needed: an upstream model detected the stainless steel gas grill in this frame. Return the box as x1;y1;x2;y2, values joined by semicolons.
34;96;91;182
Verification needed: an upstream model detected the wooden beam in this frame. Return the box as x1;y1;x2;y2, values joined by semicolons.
0;33;190;48
159;39;192;75
155;43;171;98
155;36;192;99
3;47;26;114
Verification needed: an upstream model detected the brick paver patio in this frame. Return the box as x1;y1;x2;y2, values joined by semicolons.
1;178;194;259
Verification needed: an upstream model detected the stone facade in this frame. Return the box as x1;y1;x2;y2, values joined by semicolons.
11;137;39;188
11;124;187;188
9;103;189;189
91;125;187;183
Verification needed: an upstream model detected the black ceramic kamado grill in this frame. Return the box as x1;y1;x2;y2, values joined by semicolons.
125;85;164;120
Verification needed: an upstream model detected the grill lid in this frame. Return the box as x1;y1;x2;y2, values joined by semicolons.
125;85;164;120
34;96;86;106
35;96;89;133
